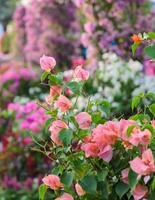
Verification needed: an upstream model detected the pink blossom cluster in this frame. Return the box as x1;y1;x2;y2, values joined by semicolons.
13;0;80;66
81;119;155;200
74;0;155;69
42;175;85;199
40;55;155;200
0;63;36;95
8;101;48;133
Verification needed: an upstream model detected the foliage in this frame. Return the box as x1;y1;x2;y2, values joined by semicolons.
37;55;155;200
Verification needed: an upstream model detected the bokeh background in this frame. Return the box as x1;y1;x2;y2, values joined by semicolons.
1;0;155;199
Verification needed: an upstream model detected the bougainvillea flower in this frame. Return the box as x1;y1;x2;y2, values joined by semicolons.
75;183;86;196
54;95;72;112
133;184;148;200
40;55;56;71
74;66;89;81
98;145;113;162
130;149;155;175
42;174;63;190
49;120;68;145
129;129;151;147
121;168;129;184
55;193;74;200
92;122;118;146
75;112;92;129
81;143;99;158
50;85;62;97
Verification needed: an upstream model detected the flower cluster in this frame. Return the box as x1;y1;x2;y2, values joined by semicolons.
38;55;155;200
74;0;155;69
0;62;36;103
8;101;48;133
13;0;80;66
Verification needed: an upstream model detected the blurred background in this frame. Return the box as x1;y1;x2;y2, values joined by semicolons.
1;0;155;199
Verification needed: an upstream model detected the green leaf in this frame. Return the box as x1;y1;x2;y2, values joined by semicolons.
151;176;155;190
132;95;141;110
98;181;109;199
132;43;139;56
127;125;136;137
100;100;111;117
39;184;47;200
97;169;108;181
115;181;129;199
59;129;73;146
142;124;155;136
41;71;50;82
80;175;97;194
146;92;155;101
130;113;150;122
91;111;103;124
61;172;74;187
67;81;82;94
148;189;155;200
144;44;155;59
48;73;63;85
148;32;155;39
128;169;138;190
45;118;53;131
149;104;155;116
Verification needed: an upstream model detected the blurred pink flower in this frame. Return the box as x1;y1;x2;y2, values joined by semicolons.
75;112;92;129
49;120;68;145
40;55;56;71
81;33;90;47
42;174;63;190
74;66;89;81
50;85;62;97
133;184;148;200
121;168;129;184
84;22;96;35
55;193;74;200
75;183;86;196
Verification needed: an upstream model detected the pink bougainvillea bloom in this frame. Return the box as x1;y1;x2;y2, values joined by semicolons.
92;122;118;146
133;184;148;200
54;95;72;112
130;149;155;175
75;112;92;129
75;183;86;196
40;55;56;71
42;174;63;190
121;168;129;184
49;120;68;145
63;70;73;82
119;119;137;141
129;129;151;147
74;66;89;81
55;193;74;200
81;143;99;158
98;145;113;162
50;85;62;97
